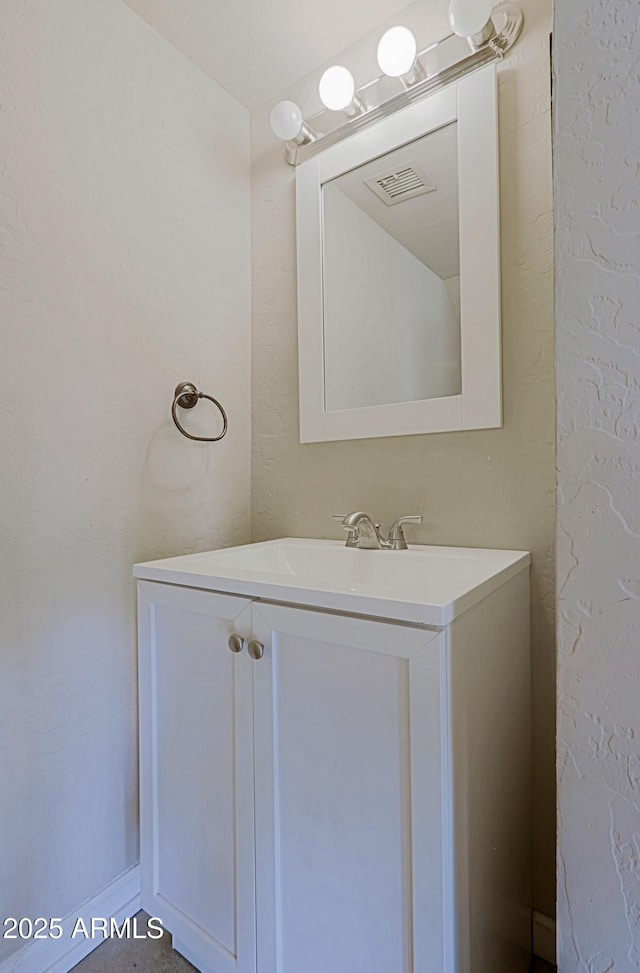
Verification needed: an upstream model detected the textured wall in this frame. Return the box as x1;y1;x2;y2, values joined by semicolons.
555;1;640;968
251;0;555;915
0;0;250;960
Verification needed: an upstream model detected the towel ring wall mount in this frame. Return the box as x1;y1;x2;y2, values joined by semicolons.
171;382;228;442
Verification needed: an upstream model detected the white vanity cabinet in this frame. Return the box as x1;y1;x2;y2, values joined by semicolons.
135;539;531;973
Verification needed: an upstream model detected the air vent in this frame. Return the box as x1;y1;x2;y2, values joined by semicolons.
364;161;436;206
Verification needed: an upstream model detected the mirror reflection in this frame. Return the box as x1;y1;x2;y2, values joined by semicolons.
321;121;461;412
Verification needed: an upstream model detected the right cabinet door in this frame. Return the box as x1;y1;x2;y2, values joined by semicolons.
251;602;448;973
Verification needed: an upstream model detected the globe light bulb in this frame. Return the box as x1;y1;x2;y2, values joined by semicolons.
318;66;356;112
377;26;418;78
448;0;494;38
269;100;304;141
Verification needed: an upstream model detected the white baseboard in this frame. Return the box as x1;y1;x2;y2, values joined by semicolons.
0;865;141;973
533;910;556;966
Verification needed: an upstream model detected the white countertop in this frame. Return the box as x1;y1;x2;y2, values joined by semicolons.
134;538;530;627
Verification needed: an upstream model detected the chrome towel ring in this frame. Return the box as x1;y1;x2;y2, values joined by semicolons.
171;382;228;442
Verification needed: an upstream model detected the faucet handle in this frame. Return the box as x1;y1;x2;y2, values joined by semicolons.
388;515;423;550
333;514;347;522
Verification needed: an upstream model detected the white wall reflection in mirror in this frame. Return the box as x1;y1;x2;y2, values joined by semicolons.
322;122;461;412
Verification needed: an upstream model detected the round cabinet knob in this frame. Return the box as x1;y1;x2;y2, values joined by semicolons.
247;639;264;661
228;634;244;654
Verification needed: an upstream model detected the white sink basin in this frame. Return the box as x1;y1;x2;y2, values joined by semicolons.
134;538;529;626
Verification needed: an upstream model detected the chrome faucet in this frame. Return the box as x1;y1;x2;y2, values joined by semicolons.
338;512;388;549
333;512;423;550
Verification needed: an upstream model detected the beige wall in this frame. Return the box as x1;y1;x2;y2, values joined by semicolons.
0;0;251;960
555;0;640;967
251;0;555;916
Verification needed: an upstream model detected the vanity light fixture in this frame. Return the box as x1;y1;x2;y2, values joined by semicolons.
271;0;524;165
377;26;425;87
318;66;365;116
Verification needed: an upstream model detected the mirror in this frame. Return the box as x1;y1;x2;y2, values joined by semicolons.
296;64;502;443
322;121;461;412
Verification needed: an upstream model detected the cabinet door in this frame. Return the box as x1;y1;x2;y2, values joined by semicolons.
138;582;256;973
251;603;448;973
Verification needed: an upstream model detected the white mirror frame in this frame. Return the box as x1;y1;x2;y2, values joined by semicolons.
296;63;501;443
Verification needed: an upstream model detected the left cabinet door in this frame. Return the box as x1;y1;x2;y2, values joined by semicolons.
137;581;256;973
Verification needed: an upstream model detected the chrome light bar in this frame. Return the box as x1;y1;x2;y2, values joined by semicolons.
275;2;523;166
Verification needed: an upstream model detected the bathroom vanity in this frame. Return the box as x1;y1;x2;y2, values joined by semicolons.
134;538;531;973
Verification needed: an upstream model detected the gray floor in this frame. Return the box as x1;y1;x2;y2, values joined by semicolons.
71;911;556;972
70;913;196;973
